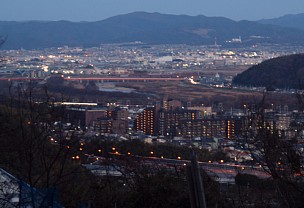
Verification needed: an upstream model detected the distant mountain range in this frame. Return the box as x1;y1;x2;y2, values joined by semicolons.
1;12;304;49
232;54;304;89
258;13;304;31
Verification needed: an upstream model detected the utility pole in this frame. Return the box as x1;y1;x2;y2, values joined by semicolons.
187;151;207;208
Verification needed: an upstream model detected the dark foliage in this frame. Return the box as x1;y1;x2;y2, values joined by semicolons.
233;53;304;89
89;156;223;208
240;94;304;207
0;85;94;207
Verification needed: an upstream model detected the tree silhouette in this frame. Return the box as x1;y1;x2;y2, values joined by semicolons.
0;82;92;207
243;93;304;207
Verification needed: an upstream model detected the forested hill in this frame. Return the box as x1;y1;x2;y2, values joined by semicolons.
1;12;304;49
258;13;304;31
232;54;304;89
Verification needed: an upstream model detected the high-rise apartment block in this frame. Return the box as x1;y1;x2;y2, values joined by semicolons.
135;107;156;135
135;102;243;139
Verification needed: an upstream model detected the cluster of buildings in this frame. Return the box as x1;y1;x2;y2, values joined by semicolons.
156;103;304;141
65;104;130;135
1;44;304;80
134;100;240;139
2;43;304;164
63;97;304;144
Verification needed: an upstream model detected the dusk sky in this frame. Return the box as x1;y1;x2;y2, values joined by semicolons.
1;0;303;22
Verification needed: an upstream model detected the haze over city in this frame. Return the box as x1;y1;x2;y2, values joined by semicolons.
1;0;303;21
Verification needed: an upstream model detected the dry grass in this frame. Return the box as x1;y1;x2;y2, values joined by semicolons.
116;80;298;108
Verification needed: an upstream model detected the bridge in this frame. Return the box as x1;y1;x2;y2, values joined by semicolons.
64;77;186;82
0;76;186;82
0;77;44;81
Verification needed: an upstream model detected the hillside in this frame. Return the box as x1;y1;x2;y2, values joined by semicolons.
258;13;304;31
232;54;304;89
1;12;304;49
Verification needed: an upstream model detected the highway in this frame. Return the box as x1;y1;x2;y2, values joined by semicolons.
87;153;271;183
138;155;271;180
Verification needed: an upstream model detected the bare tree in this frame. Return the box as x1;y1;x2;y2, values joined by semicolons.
243;92;304;207
0;82;92;207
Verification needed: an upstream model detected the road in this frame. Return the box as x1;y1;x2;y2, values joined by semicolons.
89;153;270;183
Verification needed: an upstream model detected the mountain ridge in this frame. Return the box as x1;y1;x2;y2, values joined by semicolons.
258;13;304;30
1;12;304;49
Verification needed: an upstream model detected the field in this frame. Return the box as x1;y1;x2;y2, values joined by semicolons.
116;80;298;109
